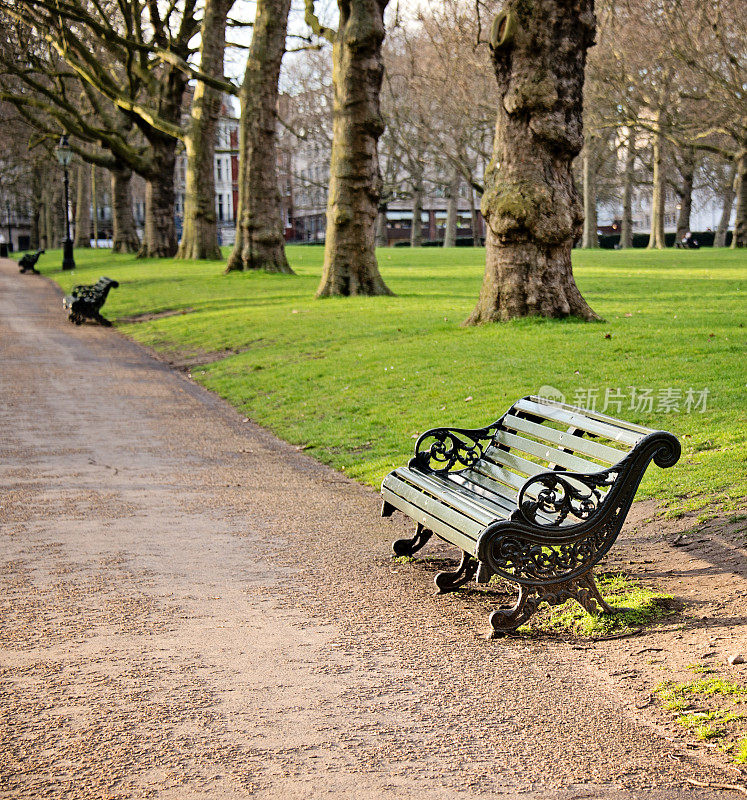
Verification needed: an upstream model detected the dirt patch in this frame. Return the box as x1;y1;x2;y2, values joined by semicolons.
560;502;747;772
116;307;196;324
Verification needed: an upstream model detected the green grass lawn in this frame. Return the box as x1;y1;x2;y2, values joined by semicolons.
31;245;746;515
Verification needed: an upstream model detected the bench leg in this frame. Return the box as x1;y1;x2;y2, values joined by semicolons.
434;552;479;594
488;571;615;636
392;523;433;557
577;572;616;614
93;312;112;327
489;585;539;634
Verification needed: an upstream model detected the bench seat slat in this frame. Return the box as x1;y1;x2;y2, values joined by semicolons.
382;486;479;553
455;470;559;526
381;477;483;536
502;413;627;465
447;474;518;517
514;398;646;446
384;471;491;529
389;469;506;526
493;430;604;474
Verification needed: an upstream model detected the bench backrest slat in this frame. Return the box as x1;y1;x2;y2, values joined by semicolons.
455;470;558;525
465;460;528;495
501;413;627;466
482;444;546;479
524;396;654;435
513;398;647;447
493;429;603;474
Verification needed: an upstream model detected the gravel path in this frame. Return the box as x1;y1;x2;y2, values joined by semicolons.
0;259;736;799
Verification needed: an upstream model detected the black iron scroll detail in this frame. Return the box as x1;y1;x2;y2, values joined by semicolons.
477;431;681;588
411;425;497;475
518;471;617;526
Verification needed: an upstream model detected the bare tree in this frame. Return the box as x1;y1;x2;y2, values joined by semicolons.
227;0;293;273
306;0;393;296
466;1;599;324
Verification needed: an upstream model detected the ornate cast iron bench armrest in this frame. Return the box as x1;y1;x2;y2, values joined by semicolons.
410;424;498;474
513;430;681;530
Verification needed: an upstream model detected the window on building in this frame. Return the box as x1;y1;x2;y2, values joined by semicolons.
217;160;223;181
218;194;224;222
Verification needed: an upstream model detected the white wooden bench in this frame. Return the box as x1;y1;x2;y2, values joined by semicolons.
381;396;680;635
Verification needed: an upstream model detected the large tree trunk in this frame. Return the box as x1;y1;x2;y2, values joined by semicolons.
43;186;55;249
470;187;481;246
315;0;392;297
178;0;232;261
74;163;92;248
675;146;695;242
466;0;599;324
227;0;293;273
581;131;598;248
443;171;460;247
620;133;635;248
30;165;43;250
110;166;141;254
139;137;178;258
714;163;735;247
375;203;388;247
91;165;99;248
411;182;423;247
732;146;746;248
647;115;666;249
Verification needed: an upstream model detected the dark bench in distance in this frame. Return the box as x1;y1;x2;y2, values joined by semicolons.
63;277;119;325
18;249;45;274
381;396;680;635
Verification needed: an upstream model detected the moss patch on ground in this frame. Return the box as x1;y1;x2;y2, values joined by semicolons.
655;676;747;763
521;573;674;637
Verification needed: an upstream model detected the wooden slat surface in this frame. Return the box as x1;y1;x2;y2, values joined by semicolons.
502;413;627;465
493;430;603;474
381;485;478;554
514;398;646;446
390;468;508;525
385;468;496;530
483;445;546;478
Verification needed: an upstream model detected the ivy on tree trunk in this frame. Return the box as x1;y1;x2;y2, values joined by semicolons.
139;135;179;258
466;0;599;324
620;134;635;249
443;171;460;248
411;184;423;247
675;147;695;242
581;131;598;249
375;203;388;247
227;0;293;273
647;111;666;250
714;164;735;248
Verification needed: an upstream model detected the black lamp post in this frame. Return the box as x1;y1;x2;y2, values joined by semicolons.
56;134;75;270
5;200;11;251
